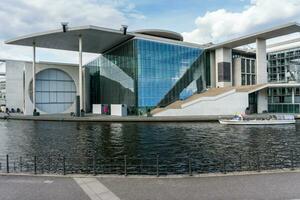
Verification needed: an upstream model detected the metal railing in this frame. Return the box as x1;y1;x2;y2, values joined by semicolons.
0;150;298;176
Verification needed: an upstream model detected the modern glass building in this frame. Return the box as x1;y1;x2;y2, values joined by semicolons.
85;35;208;115
267;47;300;113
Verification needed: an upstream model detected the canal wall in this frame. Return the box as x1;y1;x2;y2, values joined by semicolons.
1;113;299;122
0;113;231;122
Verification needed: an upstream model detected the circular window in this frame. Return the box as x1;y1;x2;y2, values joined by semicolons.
29;69;76;113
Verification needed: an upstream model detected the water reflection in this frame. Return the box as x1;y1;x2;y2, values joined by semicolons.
0;120;299;163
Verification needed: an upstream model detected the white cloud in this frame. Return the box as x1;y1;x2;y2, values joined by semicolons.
182;0;300;44
0;0;144;64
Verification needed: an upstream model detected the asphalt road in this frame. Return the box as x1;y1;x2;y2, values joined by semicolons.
1;172;300;200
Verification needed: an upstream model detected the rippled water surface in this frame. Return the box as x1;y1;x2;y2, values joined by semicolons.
0;120;300;174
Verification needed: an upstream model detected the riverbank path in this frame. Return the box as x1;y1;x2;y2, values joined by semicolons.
1;171;300;200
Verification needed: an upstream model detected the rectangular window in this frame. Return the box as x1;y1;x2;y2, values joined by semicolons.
246;59;250;73
247;75;251;85
241;74;246;85
251;60;255;73
251;75;256;85
218;62;231;82
241;59;245;73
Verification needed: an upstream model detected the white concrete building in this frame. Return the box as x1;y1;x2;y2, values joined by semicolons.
152;23;300;116
3;59;78;115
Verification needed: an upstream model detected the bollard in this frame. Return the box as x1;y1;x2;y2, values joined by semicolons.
6;154;9;173
20;157;23;172
93;155;96;176
156;154;159;177
0;162;2;171
124;155;127;176
34;156;37;175
291;150;295;170
188;156;192;176
63;156;66;175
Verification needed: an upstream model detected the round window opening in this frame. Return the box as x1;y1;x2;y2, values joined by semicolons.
29;69;76;113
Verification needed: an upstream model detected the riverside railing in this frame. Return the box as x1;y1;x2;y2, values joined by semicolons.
0;150;298;176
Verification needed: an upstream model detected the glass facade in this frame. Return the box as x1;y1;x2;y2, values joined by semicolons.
268;47;300;83
241;58;256;86
267;48;300;113
85;38;206;115
268;88;300;113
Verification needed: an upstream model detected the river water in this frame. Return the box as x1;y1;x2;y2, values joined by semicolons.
0;120;299;174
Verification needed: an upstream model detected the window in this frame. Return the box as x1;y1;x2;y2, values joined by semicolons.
251;60;255;73
240;58;256;85
241;74;246;85
246;59;250;73
30;69;76;113
218;62;231;82
241;59;245;73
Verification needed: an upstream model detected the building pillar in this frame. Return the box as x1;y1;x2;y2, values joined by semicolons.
209;50;216;88
78;35;83;112
215;48;232;87
256;38;267;84
32;42;36;114
292;88;295;104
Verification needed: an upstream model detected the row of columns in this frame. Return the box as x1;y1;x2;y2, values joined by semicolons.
214;38;267;88
32;35;84;115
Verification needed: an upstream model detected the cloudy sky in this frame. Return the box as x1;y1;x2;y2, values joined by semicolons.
0;0;300;70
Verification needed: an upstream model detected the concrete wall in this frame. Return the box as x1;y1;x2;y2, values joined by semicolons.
155;91;249;116
5;60;79;115
257;89;268;113
24;62;79;115
215;48;232;87
5;61;25;111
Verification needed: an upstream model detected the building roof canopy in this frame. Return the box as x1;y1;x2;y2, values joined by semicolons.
5;25;134;53
207;22;300;50
134;29;183;41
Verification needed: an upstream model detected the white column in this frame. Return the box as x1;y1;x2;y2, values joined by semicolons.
79;35;83;111
292;88;295;104
32;42;36;113
215;48;232;87
209;51;216;88
256;38;267;84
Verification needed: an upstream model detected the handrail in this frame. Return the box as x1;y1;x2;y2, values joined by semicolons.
0;150;297;176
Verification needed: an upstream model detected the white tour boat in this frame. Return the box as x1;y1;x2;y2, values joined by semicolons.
219;115;296;125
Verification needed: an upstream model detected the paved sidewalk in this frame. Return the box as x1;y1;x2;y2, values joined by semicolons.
1;172;300;200
0;175;90;200
99;172;300;200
